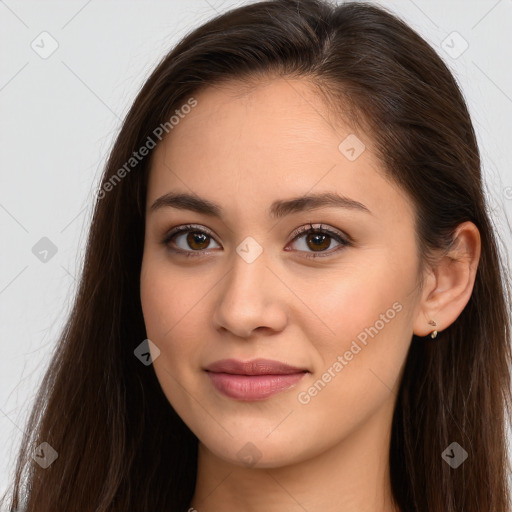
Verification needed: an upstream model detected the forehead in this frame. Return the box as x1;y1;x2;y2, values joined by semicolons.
147;77;413;224
164;77;351;154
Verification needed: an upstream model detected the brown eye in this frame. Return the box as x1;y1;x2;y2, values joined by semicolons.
185;231;211;250
162;223;351;259
163;225;221;256
304;232;332;252
288;224;351;258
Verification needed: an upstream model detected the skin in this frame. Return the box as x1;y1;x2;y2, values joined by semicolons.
140;76;481;512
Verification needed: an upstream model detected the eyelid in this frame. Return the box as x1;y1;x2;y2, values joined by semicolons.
289;222;352;244
165;223;217;240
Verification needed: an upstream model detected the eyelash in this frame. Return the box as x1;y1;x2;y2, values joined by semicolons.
161;223;352;259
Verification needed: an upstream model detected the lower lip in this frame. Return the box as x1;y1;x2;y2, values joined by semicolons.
206;371;307;401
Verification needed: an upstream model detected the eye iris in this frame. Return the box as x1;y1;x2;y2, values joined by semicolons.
306;232;331;251
187;231;210;250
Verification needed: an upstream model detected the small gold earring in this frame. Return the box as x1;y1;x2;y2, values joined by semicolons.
428;320;438;339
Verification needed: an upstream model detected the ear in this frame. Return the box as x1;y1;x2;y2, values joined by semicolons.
413;221;481;337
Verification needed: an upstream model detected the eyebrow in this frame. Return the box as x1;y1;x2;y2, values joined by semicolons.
149;191;372;218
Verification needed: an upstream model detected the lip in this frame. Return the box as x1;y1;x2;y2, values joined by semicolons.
205;358;307;375
204;358;309;401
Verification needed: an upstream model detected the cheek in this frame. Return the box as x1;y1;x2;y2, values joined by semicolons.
292;282;412;443
140;254;220;383
141;249;199;333
140;256;195;355
293;253;417;411
140;257;204;413
298;262;413;356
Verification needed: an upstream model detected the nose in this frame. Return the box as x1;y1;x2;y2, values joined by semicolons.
212;250;288;339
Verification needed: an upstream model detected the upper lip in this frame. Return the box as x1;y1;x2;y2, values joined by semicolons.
205;358;308;375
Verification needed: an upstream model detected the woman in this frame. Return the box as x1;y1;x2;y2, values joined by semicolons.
2;0;511;510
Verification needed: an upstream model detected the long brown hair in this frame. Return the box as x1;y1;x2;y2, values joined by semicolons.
3;1;511;510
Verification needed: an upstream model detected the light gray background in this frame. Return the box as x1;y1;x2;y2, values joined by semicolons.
1;0;511;501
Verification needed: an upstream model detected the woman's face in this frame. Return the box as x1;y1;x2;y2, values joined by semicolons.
140;77;424;468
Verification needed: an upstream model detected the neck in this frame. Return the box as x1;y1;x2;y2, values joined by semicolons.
188;396;401;512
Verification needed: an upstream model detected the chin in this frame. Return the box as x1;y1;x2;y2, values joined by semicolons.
196;427;319;470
